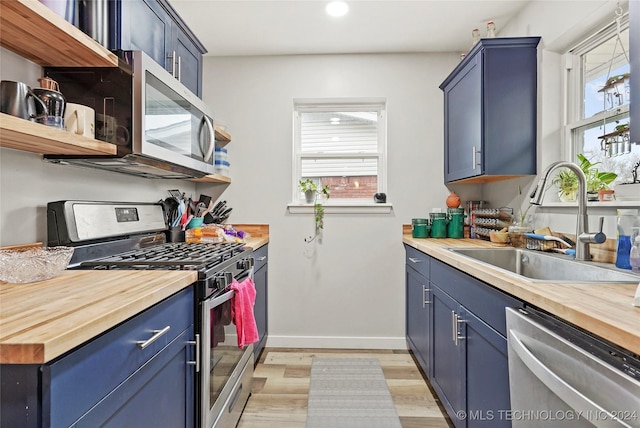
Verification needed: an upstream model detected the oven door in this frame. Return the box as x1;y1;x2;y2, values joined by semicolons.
200;288;253;428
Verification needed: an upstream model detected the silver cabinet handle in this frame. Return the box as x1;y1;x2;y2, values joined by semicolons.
171;50;177;77
408;257;422;263
177;56;181;81
422;285;431;307
452;311;457;343
455;315;466;346
256;256;267;261
187;333;200;372
137;325;170;350
472;146;481;169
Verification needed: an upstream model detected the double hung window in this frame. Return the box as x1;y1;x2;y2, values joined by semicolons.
292;99;387;205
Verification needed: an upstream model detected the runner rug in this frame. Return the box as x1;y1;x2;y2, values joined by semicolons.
305;357;402;428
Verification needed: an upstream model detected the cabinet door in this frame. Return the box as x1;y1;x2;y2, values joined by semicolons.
113;0;172;70
254;263;268;361
72;326;195;428
432;285;466;428
443;52;482;182
406;266;432;378
174;26;203;97
462;308;512;428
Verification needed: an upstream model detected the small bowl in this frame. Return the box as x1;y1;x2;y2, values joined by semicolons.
0;246;74;283
489;231;510;245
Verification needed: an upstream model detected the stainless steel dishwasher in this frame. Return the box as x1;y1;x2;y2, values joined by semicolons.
506;307;640;428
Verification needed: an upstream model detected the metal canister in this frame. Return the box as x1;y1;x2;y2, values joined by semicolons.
447;208;466;238
412;218;430;238
430;212;447;238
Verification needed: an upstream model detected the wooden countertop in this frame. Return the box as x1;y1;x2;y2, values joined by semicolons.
0;270;197;364
0;227;269;365
403;235;640;356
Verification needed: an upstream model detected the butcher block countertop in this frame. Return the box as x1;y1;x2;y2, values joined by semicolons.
403;234;640;356
0;226;270;365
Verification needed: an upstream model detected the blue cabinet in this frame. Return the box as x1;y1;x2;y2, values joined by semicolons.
430;258;523;427
439;37;540;183
405;245;432;378
631;0;639;145
253;244;269;362
1;287;195;428
108;0;206;97
404;246;523;428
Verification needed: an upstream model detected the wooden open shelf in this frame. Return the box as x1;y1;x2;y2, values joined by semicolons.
214;126;231;147
0;113;117;155
190;173;231;184
0;0;118;67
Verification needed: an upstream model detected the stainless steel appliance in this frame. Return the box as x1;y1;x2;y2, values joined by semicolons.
42;51;215;179
47;200;255;428
506;307;640;428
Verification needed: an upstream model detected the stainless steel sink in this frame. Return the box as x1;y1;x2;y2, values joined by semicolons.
448;247;640;284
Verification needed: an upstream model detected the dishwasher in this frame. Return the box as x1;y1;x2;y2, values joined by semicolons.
506;307;640;428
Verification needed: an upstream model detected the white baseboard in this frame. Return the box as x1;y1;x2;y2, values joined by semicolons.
265;335;407;350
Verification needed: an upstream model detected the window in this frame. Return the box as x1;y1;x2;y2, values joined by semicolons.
565;13;639;184
292;99;387;204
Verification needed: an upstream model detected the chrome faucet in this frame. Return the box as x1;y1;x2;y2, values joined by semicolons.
529;161;606;261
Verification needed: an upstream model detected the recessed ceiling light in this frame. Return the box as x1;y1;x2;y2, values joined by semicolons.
326;1;348;17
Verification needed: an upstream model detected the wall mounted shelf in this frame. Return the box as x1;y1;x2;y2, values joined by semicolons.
0;113;117;155
0;0;118;67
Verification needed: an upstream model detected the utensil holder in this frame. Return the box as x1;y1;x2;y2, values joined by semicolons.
168;226;185;242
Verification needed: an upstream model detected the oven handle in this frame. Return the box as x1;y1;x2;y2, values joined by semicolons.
136;325;171;350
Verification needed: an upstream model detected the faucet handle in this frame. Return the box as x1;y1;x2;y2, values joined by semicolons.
594;216;606;244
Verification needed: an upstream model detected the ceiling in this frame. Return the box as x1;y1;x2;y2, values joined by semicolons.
168;0;532;57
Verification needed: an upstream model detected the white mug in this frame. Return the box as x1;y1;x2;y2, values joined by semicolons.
65;103;95;138
96;113;129;145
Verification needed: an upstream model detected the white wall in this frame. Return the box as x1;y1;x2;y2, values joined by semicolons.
0;48;198;246
201;53;471;348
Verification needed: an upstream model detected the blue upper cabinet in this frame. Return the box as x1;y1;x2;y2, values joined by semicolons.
440;37;541;184
108;0;206;97
630;0;639;145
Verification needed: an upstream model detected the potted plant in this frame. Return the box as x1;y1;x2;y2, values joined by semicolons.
551;154;617;202
298;179;330;242
577;154;617;201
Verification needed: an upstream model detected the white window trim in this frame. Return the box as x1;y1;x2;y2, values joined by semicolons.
289;97;391;214
563;14;630;161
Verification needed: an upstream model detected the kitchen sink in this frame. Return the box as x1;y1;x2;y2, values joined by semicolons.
448;247;640;284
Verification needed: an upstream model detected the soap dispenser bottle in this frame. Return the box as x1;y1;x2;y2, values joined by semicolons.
616;209;638;269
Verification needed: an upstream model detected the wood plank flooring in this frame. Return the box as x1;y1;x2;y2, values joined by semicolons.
238;348;453;428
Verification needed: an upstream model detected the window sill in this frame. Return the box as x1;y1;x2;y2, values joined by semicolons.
287;202;393;214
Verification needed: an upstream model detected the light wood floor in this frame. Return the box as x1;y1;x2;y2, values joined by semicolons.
238;348;453;428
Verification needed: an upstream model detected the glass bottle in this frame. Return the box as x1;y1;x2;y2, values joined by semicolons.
486;21;496;38
616;209;638;269
471;28;480;47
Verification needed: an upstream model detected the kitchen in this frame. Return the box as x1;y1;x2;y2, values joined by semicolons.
1;0;640;427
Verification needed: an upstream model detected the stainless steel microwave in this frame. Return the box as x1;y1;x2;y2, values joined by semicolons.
43;51;215;179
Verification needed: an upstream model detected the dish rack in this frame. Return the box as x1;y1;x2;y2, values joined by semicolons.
471;207;513;240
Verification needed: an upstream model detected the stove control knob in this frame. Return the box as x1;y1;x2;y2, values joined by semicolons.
237;257;254;270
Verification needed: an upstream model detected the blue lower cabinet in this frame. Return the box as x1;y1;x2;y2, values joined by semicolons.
431;285;466;428
1;287;195;428
463;308;511;427
406;265;432;378
71;326;195;428
405;246;522;427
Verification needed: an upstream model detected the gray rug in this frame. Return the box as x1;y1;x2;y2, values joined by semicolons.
306;357;402;428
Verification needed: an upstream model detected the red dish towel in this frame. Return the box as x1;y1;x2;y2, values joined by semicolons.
229;277;259;349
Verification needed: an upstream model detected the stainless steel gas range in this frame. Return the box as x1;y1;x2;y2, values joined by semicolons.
47;200;254;428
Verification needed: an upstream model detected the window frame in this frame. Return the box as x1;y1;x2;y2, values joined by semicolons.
564;14;631;162
290;98;390;213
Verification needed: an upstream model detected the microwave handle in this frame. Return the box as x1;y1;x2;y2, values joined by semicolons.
199;116;215;163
